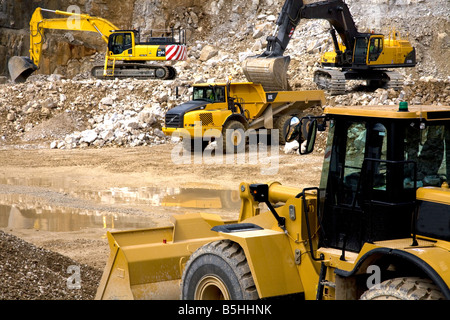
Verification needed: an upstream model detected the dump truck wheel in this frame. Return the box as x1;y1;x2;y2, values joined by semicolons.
360;277;445;300
183;138;209;153
275;114;294;145
222;121;246;154
181;240;258;300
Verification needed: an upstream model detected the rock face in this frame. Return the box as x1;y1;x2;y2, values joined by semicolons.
1;0;449;79
0;0;449;150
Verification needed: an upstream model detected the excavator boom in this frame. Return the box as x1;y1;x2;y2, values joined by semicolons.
9;7;118;82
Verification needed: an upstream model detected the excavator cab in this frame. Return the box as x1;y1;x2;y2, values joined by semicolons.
108;32;134;56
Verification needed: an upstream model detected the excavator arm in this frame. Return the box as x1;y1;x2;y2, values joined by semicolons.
9;7;118;82
243;0;360;90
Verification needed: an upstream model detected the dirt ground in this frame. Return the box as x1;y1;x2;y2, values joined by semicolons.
0;142;324;299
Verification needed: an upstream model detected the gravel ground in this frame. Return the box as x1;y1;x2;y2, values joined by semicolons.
0;230;102;300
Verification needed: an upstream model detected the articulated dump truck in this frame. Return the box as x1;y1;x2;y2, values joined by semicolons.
162;81;325;152
96;102;450;300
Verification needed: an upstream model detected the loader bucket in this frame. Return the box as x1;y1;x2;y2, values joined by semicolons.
8;56;38;83
95;212;228;300
242;55;291;91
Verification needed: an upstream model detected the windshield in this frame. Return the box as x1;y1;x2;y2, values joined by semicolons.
193;86;226;103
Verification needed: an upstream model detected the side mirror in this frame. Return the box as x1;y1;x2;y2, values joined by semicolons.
285;116;300;142
300;118;318;155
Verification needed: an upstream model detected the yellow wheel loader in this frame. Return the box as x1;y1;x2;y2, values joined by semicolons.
8;7;187;82
243;0;416;94
162;81;325;152
96;102;450;300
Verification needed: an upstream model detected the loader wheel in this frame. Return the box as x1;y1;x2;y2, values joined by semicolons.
181;240;258;300
360;277;445;300
222;121;246;154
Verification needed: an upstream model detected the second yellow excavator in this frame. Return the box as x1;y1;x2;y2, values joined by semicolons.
243;0;416;94
8;8;187;82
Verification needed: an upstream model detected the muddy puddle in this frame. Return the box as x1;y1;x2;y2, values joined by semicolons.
0;177;241;232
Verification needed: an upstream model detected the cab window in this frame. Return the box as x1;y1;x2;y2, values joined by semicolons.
193;86;226;103
404;124;450;187
353;38;368;64
109;33;133;55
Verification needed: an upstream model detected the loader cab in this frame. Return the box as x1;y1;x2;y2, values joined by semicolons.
108;31;135;56
316;106;450;252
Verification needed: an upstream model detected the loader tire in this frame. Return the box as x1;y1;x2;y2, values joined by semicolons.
360;277;445;300
181;240;258;300
222;121;246;154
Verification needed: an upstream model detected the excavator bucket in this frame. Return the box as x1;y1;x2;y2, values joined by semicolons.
8;56;38;83
95;212;227;300
242;55;291;91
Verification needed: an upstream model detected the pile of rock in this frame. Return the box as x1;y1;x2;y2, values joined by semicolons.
1;0;449;151
50;103;168;149
0;230;101;300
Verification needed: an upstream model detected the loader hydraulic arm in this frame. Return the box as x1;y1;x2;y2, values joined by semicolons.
29;7;118;67
262;0;360;61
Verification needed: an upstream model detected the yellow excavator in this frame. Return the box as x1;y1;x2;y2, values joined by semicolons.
8;7;187;82
243;0;416;94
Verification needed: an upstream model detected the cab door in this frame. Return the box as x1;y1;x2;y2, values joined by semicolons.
321;118;416;252
367;36;384;65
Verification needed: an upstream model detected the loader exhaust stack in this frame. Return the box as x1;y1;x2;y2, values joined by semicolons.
8;56;38;83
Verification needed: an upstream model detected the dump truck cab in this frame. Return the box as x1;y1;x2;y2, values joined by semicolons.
163;82;325;152
97;103;450;300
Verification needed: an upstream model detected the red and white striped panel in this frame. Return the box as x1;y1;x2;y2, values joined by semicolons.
165;45;187;61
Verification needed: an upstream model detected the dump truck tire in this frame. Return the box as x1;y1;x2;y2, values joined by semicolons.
222;121;246;154
360;277;445;300
275;114;293;145
183;138;209;153
181;240;258;300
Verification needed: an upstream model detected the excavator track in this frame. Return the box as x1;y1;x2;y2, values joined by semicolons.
313;68;346;95
91;64;177;80
383;71;404;91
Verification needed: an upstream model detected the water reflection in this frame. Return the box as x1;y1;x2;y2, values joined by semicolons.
0;203;153;232
0;177;241;232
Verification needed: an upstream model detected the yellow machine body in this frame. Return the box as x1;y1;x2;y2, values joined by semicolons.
162;82;325;141
97;104;450;300
320;33;416;67
8;7;185;82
